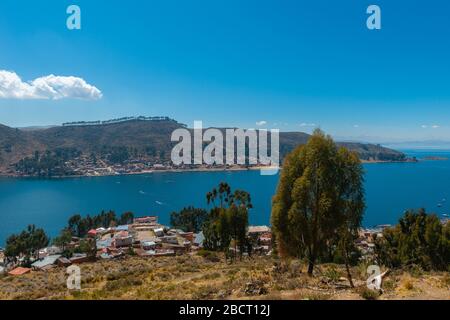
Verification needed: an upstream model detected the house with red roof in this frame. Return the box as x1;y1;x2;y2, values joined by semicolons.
8;267;31;276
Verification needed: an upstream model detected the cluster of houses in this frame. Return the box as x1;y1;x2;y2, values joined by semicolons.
2;219;448;278
247;226;272;255
94;215;202;258
64;154;172;177
356;225;391;259
0;215;274;276
0;221;405;277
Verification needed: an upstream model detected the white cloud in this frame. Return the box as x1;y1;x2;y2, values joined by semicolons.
421;124;440;129
255;120;267;126
0;70;102;100
353;124;360;128
299;122;316;127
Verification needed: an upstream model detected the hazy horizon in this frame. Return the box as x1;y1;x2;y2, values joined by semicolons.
6;116;450;147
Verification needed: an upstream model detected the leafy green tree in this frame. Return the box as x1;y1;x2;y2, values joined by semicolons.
27;225;49;260
119;211;134;225
5;225;49;265
271;129;365;277
76;238;97;259
202;210;222;251
52;228;73;252
68;214;82;237
375;209;450;271
204;183;232;251
67;210;120;237
334;147;365;287
203;183;252;260
15;148;80;177
228;190;252;260
170;207;208;233
4;234;24;264
227;204;249;260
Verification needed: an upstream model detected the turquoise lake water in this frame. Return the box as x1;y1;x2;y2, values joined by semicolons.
1;150;450;245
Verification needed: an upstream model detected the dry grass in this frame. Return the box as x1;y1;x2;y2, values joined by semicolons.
0;255;448;300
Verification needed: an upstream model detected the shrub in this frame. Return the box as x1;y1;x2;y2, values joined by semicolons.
382;279;397;291
359;287;380;300
104;276;143;291
197;249;220;262
192;285;219;300
441;273;450;287
375;209;450;271
323;265;342;283
302;293;330;300
401;279;414;291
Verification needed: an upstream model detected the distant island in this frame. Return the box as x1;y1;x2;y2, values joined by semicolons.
0;116;408;177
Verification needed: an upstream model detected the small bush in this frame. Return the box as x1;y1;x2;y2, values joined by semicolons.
192;285;219;300
441;274;450;287
408;265;424;278
359;287;380;300
104;276;143;291
197;249;220;262
283;278;304;290
323;265;342;283
302;293;330;300
289;260;303;277
382;279;397;291
401;279;414;291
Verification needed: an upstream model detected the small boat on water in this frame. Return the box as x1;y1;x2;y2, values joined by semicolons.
443;213;449;217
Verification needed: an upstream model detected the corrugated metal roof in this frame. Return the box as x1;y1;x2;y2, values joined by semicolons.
31;254;62;268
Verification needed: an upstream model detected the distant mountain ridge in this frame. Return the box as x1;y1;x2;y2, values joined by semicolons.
0;117;406;175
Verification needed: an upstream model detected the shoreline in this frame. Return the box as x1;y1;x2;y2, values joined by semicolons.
0;166;268;179
0;159;418;179
360;159;418;164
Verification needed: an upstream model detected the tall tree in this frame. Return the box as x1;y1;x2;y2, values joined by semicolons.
27;224;50;260
5;225;49;265
375;209;450;270
271;129;365;277
334;147;365;287
53;228;73;252
68;214;82;237
170;207;208;233
228;190;252;260
203;182;252;260
119;211;134;225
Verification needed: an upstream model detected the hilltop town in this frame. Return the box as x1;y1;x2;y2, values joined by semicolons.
0;215;273;275
2;212;437;278
0;215;448;300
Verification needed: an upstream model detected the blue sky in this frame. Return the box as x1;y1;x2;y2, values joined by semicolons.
0;0;450;142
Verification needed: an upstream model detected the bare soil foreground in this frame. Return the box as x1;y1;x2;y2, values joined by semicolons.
0;255;448;300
